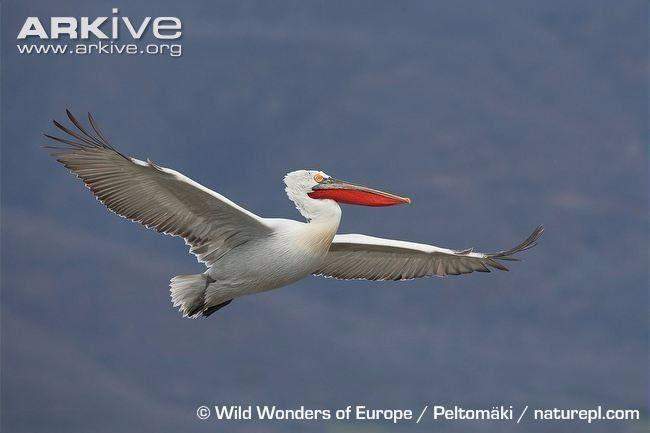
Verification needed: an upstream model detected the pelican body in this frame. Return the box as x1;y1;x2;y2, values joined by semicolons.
46;111;543;318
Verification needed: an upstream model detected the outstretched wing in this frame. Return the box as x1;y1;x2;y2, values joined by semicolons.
45;110;272;265
314;226;543;280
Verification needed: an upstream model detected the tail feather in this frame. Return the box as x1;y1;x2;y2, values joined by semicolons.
170;273;235;318
170;274;208;317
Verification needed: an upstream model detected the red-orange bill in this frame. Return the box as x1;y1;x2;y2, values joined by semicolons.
309;179;411;206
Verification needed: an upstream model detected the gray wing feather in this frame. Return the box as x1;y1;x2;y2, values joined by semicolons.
314;226;543;281
45;110;271;265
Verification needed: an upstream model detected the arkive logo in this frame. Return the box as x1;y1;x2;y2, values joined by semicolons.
16;8;183;57
17;8;181;40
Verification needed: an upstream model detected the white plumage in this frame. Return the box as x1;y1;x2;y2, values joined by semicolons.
46;111;543;318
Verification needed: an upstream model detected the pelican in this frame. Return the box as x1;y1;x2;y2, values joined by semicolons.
45;111;544;318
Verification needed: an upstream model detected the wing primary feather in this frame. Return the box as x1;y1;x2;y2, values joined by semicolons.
488;225;544;260
65;110;104;146
43;133;87;149
53;119;98;147
87;111;117;151
47;110;129;159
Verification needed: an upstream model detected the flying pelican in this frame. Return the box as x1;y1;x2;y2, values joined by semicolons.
45;111;544;318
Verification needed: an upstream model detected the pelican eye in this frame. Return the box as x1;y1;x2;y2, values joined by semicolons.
313;173;325;183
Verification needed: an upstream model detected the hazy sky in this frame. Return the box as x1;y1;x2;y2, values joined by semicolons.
2;1;647;432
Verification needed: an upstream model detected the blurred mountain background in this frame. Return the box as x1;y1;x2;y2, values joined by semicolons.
1;1;647;432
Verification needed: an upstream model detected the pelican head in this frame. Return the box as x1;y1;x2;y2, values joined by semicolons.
284;170;410;221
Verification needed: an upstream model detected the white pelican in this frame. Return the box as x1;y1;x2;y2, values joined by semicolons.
46;111;544;318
